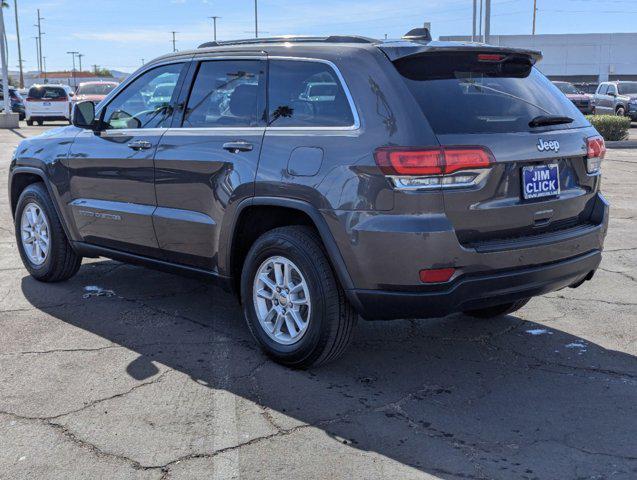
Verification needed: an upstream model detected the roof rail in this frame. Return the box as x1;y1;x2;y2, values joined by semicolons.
198;35;377;49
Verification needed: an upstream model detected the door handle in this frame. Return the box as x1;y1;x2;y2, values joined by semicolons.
128;140;153;151
223;141;253;153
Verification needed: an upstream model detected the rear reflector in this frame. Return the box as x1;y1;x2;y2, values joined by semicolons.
419;268;455;283
375;146;493;176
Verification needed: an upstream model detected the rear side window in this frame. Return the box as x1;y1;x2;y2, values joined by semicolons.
268;60;355;127
27;86;67;100
183;60;265;128
394;52;585;135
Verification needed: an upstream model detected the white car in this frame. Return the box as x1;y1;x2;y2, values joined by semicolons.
25;84;73;126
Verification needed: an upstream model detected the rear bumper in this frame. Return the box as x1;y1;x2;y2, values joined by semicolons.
349;249;600;320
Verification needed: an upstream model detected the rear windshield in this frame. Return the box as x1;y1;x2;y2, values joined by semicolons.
394;52;585;134
618;82;637;95
76;83;117;95
28;86;67;100
554;82;578;94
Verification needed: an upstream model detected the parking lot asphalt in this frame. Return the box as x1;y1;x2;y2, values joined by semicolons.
1;123;636;480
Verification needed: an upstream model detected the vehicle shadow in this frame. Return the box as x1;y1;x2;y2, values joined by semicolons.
20;260;637;479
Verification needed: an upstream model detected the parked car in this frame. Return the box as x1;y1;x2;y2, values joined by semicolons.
0;86;26;120
25;84;73;125
593;81;637;118
573;82;598;96
73;81;119;105
553;81;594;114
9;31;609;367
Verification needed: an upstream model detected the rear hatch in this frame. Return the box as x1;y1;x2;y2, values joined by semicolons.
391;49;601;248
26;85;69;116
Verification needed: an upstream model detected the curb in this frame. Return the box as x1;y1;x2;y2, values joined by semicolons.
606;140;637;149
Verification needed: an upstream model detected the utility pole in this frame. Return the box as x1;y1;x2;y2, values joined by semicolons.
254;0;258;38
78;53;84;73
484;0;491;44
92;64;98;75
141;58;145;66
472;0;477;42
532;0;538;35
42;56;47;81
67;51;78;88
33;36;39;72
209;16;220;42
14;0;24;88
171;31;177;52
35;9;43;73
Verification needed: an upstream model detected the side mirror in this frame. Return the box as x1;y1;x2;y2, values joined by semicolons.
72;101;97;129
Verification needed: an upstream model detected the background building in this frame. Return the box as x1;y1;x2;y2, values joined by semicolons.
439;33;637;84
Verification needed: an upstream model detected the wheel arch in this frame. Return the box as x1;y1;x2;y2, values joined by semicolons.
10;167;75;244
223;197;355;298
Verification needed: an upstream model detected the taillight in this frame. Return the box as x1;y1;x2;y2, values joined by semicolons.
586;136;605;174
374;146;493;190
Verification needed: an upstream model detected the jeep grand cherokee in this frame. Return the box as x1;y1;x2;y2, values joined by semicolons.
9;30;609;367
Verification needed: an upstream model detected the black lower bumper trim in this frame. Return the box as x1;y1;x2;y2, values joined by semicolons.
349;250;601;320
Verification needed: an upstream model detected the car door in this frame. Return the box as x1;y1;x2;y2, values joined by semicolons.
152;57;266;270
595;84;610;113
606;84;619;112
65;61;189;256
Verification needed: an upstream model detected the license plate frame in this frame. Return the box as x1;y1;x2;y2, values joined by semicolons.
522;164;560;200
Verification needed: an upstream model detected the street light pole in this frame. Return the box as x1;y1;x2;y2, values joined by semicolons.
171;31;177;52
254;0;258;38
0;3;11;119
532;0;538;35
78;53;84;73
209;16;220;42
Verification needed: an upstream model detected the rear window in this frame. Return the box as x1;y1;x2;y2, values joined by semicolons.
618;82;637;95
554;82;578;94
28;86;67;100
268;60;355;127
394;52;585;135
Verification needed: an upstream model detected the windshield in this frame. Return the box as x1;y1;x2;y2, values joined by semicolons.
27;86;67;100
394;52;585;134
555;82;579;94
618;82;637;95
77;83;117;95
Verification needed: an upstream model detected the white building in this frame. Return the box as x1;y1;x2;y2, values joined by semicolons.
439;33;637;83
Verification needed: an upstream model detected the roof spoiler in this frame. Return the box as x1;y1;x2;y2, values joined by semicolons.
381;43;543;64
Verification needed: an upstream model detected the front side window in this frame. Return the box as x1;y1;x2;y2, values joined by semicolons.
183;60;264;128
597;84;608;95
102;63;184;130
268;60;355;127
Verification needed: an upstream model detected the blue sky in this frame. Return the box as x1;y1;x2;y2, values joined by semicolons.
4;0;637;73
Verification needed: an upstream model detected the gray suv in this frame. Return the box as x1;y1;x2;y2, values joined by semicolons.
9;31;609;367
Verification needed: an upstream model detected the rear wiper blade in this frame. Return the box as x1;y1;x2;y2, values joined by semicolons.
529;115;573;127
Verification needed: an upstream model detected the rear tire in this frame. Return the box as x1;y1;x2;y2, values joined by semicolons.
616;106;626;117
37;120;44;126
241;226;357;368
464;298;530;319
26;119;33;126
15;183;82;282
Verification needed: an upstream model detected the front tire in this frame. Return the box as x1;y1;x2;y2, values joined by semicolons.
464;298;530;319
15;183;82;282
241;226;357;368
